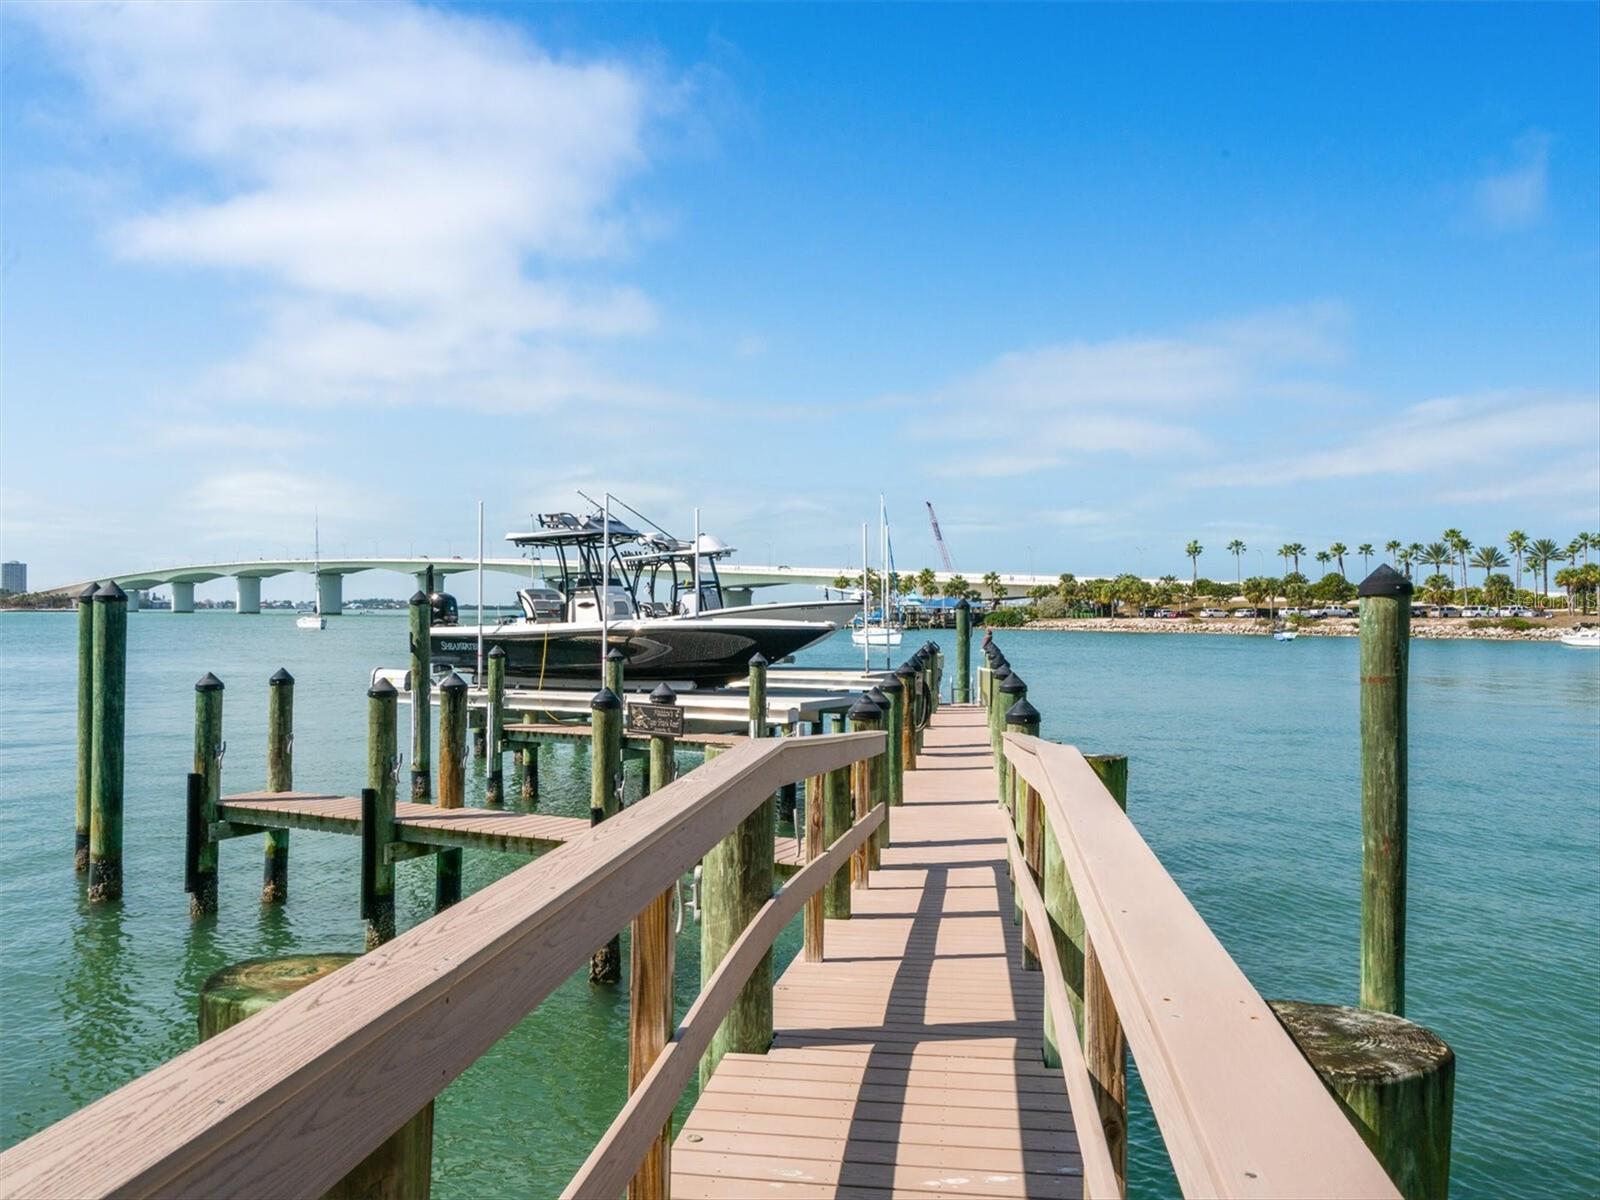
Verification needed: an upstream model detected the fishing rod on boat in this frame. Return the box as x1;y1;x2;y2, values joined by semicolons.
576;489;677;543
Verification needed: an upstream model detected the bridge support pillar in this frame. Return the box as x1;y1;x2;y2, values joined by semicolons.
317;573;343;616
170;582;194;613
236;576;261;615
124;588;141;612
721;586;753;607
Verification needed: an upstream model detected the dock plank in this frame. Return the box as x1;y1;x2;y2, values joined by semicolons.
675;705;1084;1199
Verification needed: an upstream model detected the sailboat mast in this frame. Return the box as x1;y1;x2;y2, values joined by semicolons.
861;522;870;671
313;510;321;616
601;494;611;681
476;501;484;682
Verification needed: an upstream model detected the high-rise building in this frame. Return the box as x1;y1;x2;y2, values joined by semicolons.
1;561;26;594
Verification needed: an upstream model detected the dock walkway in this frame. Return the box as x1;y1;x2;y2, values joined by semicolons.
676;705;1082;1198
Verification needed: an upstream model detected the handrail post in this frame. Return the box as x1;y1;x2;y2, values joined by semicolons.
630;684;678;1200
847;696;882;889
408;590;431;799
437;672;467;911
1084;753;1129;1195
802;720;827;962
954;598;971;702
590;686;624;984
1006;700;1041;969
485;645;506;806
187;670;223;916
364;680;399;948
263;669;293;904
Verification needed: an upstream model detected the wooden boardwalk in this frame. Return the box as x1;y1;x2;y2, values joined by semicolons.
675;705;1082;1199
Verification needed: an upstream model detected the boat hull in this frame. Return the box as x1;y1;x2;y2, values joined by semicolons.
706;598;860;627
431;617;837;688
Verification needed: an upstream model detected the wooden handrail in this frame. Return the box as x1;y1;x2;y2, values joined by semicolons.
1002;732;1399;1200
562;801;886;1198
998;813;1121;1198
0;731;885;1200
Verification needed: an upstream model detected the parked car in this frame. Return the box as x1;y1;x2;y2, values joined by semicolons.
1461;606;1493;618
1150;608;1174;619
1198;608;1229;618
1321;605;1354;618
1497;605;1536;617
1232;608;1261;618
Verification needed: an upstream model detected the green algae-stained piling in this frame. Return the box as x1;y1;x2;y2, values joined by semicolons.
364;680;399;948
1084;751;1130;1192
198;956;435;1199
485;645;506;807
954;598;972;702
1271;1000;1454;1200
520;744;539;805
605;646;626;698
896;662;918;773
436;672;467;911
74;583;97;873
262;669;293;905
847;694;882;888
864;687;891;862
1359;564;1412;1016
699;656;775;1087
87;581;128;903
822;757;853;920
187;670;224;916
408;591;431;800
997;670;1027;814
880;673;904;809
589;687;623;985
1006;696;1042;967
987;662;1014;784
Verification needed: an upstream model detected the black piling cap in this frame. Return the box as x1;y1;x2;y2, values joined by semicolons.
78;582;99;603
368;677;397;699
439;671;467;693
409;590;428;605
590;686;621;711
195;671;225;692
650;682;677;705
895;662;918;680
748;651;769;669
1005;697;1041;727
999;672;1027;695
879;674;903;695
268;667;294;687
1358;564;1414;598
956;598;970;612
925;641;940;654
607;647;625;662
94;580;127;603
866;686;889;707
488;644;506;660
992;663;1013;683
848;695;882;721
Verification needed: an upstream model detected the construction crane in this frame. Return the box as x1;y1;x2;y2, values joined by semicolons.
925;501;955;572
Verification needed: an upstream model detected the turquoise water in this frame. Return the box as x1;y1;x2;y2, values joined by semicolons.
1;612;1596;1196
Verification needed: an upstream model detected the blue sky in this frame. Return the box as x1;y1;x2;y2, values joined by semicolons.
3;2;1597;598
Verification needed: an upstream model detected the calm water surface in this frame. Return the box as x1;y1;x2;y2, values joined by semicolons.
1;613;1596;1197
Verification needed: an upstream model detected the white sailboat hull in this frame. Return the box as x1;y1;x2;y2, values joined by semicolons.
851;627;904;647
297;615;326;630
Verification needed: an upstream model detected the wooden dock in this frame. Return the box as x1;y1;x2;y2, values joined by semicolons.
675;705;1082;1198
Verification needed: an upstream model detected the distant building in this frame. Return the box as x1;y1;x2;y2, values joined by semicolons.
1;561;25;594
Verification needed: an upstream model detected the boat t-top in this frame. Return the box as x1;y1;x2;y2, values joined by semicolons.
428;511;847;688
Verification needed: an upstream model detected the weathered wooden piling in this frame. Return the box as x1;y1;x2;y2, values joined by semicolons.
436;672;467;911
590;687;624;985
630;683;678;1200
803;720;827;963
87;582;128;903
74;583;96;872
1006;698;1041;968
262;668;293;904
485;645;506;806
879;673;904;809
864;687;890;863
605;646;626;697
847;695;882;888
996;671;1026;810
363;680;398;948
896;662;918;771
186;671;223;915
955;599;972;702
1359;564;1411;1015
408;591;431;799
699;656;776;1085
520;744;539;805
822;755;853;920
1083;752;1129;1192
198;956;434;1198
986;662;1013;769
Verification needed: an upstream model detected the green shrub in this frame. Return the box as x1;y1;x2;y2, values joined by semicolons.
1467;618;1492;630
983;607;1030;627
1498;617;1532;631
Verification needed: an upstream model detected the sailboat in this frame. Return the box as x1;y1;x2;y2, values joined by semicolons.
297;514;326;630
852;498;904;654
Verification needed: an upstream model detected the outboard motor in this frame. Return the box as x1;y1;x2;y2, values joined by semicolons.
429;591;459;626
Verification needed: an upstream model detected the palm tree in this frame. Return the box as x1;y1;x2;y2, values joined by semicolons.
1358;543;1374;574
1277;543;1293;574
1057;573;1077;602
1407;543;1425;578
1528;538;1564;603
1184;541;1203;588
1384;539;1402;566
1470;546;1509;590
941;574;969;601
1443;529;1471;601
1286;543;1306;575
1315;550;1332;574
1421;573;1455;607
1329;542;1349;578
1422;542;1451;578
1506;530;1529;591
916;567;937;599
981;571;1005;610
1227;539;1246;584
1396;546;1413;577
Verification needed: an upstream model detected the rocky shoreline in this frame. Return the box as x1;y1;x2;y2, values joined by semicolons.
1013;616;1578;641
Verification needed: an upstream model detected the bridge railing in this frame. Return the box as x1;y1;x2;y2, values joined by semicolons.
0;730;886;1199
1001;731;1399;1200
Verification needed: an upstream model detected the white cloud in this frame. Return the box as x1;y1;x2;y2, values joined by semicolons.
1186;391;1596;488
185;469;380;542
22;0;679;410
913;303;1348;478
1474;131;1551;230
144;421;319;452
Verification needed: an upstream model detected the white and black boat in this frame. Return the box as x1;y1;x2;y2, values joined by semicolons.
429;511;844;688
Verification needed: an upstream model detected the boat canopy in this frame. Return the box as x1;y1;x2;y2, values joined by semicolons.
505;512;644;546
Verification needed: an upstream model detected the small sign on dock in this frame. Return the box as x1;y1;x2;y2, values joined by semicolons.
628;702;684;736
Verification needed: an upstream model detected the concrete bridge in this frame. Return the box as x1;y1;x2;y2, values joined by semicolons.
46;557;1065;613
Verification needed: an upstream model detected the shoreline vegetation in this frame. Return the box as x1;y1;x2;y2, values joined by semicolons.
1009;615;1576;641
